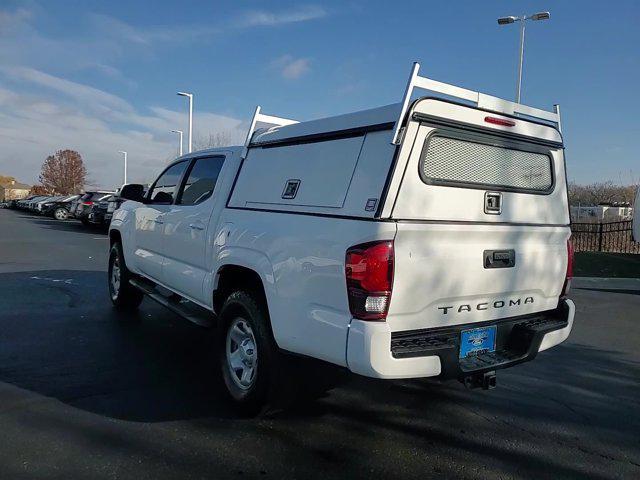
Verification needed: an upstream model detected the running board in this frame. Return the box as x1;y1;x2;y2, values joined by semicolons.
129;277;214;328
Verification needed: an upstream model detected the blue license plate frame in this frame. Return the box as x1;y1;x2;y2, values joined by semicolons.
459;325;497;359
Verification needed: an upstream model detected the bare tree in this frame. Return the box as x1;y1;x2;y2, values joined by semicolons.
568;181;637;205
39;149;87;195
193;131;232;151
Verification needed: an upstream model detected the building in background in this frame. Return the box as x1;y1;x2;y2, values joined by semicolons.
571;203;634;222
0;179;31;201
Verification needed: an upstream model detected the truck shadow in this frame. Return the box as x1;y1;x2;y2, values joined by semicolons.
21;216;108;234
1;270;639;478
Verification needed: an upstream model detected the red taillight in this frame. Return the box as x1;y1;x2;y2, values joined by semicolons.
562;239;574;297
83;201;93;206
345;241;394;320
484;116;516;127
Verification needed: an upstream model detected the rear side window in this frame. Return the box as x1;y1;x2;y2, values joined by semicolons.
178;156;225;205
420;133;554;193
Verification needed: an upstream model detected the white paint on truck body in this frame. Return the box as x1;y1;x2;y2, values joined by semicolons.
111;92;575;381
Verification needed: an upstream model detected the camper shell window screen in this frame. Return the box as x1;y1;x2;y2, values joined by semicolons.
419;129;555;194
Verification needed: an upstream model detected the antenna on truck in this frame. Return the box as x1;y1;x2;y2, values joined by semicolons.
391;62;562;145
243;106;298;156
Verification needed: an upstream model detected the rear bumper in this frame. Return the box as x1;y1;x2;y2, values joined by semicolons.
88;212;105;224
346;299;575;379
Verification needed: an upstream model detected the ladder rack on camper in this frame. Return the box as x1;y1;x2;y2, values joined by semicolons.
391;62;562;144
243;106;298;147
242;61;562;152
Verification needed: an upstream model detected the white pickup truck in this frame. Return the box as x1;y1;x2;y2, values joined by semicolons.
108;63;575;412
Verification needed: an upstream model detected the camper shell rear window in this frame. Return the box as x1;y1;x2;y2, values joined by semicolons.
419;128;555;194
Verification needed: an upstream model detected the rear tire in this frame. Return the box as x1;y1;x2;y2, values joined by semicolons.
108;242;143;311
81;218;90;226
219;290;283;415
53;208;68;220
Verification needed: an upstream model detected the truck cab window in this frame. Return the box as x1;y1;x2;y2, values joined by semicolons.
148;161;188;204
178;156;225;205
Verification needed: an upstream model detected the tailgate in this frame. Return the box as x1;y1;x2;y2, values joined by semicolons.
384;98;570;331
387;223;569;331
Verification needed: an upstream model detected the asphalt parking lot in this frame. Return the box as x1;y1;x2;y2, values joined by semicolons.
0;208;638;480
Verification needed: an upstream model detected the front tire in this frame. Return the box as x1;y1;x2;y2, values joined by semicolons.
108;242;143;311
219;290;282;415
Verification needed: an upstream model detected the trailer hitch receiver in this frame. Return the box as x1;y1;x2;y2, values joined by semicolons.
462;371;497;390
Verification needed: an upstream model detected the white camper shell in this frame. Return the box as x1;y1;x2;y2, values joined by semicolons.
109;63;575;408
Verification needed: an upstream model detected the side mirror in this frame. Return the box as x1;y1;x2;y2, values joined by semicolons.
120;184;145;202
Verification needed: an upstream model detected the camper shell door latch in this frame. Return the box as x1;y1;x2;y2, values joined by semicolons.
484;192;502;215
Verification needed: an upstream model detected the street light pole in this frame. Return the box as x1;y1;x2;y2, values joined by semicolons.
497;12;550;104
171;129;183;157
516;19;526;104
177;92;193;153
118;151;127;185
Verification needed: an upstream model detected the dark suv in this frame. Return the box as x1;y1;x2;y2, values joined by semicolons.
70;191;114;225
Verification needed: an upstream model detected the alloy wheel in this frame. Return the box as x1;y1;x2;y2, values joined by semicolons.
226;317;258;390
110;256;121;300
54;209;68;220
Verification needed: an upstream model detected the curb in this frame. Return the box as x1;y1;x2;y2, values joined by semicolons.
573;277;640;291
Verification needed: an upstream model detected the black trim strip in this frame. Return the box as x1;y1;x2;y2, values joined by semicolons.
225;152;246;209
225;205;388;222
375;126;413;217
251;122;395;149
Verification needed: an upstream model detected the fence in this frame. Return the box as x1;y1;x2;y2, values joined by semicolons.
570;220;639;254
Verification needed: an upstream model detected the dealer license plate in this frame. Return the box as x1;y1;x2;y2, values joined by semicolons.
459;326;497;359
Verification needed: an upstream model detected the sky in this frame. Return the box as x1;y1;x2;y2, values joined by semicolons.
0;0;638;188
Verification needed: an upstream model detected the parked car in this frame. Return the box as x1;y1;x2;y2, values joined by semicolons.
70;191;115;225
41;195;80;220
26;196;50;212
15;196;36;209
107;63;575;413
88;195;123;228
35;196;62;214
104;195;126;225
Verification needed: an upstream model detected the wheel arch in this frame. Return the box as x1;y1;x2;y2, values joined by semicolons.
109;228;122;248
213;264;271;316
108;228;135;273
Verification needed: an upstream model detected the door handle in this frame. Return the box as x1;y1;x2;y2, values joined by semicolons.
189;223;205;231
483;249;516;269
